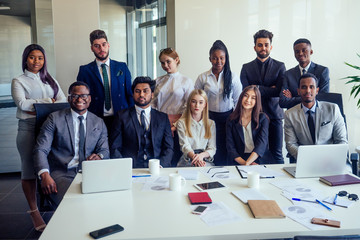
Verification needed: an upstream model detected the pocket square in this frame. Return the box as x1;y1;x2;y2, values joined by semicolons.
117;70;123;76
321;121;331;126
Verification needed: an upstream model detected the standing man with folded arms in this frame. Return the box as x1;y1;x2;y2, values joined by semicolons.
77;29;134;131
240;29;286;164
280;38;330;109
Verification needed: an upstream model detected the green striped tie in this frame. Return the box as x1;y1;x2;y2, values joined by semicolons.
101;64;111;110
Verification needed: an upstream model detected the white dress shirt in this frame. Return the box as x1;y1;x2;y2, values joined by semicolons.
243;122;255;153
299;61;312;75
152;72;194;114
195;69;242;112
176;117;216;158
11;69;66;119
135;105;151;130
96;58;114;116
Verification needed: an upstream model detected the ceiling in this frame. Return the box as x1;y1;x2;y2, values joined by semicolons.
0;0;31;17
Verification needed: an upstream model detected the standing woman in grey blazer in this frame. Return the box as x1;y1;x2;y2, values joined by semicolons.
11;44;66;231
226;85;269;165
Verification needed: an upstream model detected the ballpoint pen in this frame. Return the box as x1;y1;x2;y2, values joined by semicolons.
292;198;317;203
333;194;338;205
316;199;332;211
132;175;151;178
260;176;275;179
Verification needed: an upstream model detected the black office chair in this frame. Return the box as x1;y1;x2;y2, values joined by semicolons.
34;102;70;211
316;92;346;125
294;235;360;240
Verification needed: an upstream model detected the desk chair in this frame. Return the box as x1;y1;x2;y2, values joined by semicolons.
294;235;360;240
34;102;70;211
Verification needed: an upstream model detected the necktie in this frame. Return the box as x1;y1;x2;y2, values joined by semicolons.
302;68;306;75
307;110;315;143
260;62;266;82
101;64;111;111
140;110;146;131
78;116;85;168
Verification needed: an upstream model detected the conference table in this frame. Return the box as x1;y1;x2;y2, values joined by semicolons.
39;164;360;240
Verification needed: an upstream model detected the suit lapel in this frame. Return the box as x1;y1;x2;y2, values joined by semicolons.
234;121;245;144
150;109;157;147
308;62;315;73
65;109;75;151
298;106;313;143
130;108;142;146
90;60;103;85
315;101;322;144
264;57;273;83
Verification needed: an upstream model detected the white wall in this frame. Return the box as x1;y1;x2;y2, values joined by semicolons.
173;0;360;152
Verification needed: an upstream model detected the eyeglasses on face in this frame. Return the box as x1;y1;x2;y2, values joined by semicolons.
70;94;90;100
338;191;359;201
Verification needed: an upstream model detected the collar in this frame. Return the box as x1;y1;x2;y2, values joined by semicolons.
256;57;270;65
70;108;88;120
299;61;312;73
208;68;224;77
167;71;180;78
301;101;317;114
191;116;203;126
24;69;40;80
135;105;151;116
96;58;110;68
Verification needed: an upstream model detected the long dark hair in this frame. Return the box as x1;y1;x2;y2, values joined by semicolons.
22;44;59;98
229;85;262;129
209;40;232;100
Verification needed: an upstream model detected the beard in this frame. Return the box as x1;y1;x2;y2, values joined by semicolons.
134;98;151;107
94;51;109;61
256;51;270;59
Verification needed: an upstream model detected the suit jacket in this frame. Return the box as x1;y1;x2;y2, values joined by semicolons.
34;108;109;175
280;62;330;109
110;107;173;168
226;113;269;162
77;59;134;118
240;57;286;119
284;101;347;159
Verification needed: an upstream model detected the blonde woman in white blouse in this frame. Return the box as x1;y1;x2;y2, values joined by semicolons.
176;89;216;167
153;48;194;166
11;44;66;232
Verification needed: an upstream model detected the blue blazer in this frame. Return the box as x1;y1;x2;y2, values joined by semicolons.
240;58;286;119
226;113;269;164
77;59;134;118
279;62;330;109
109;107;173;168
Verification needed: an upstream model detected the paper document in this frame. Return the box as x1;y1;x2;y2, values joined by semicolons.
323;196;354;208
232;188;269;204
199;202;242;226
142;176;169;191
201;167;238;180
178;169;199;180
236;165;284;178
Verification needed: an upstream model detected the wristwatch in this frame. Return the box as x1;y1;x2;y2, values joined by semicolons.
98;153;104;159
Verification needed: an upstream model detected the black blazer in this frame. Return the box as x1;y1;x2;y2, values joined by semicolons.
279;62;330;109
226;113;269;163
240;58;286;119
109;107;173;167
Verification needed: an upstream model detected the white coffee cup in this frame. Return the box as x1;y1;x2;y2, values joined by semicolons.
149;159;160;175
247;171;260;188
169;173;186;191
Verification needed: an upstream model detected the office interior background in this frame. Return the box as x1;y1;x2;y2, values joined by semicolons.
0;0;360;173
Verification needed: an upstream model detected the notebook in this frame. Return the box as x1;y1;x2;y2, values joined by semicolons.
82;158;132;194
188;192;212;205
247;200;285;219
319;174;360;186
283;144;348;178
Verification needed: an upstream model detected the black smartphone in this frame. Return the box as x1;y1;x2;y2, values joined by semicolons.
89;224;124;239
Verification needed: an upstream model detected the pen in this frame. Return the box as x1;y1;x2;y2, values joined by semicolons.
132;175;151;178
333;194;338;205
316;199;332;211
260;176;275;179
292;198;317;203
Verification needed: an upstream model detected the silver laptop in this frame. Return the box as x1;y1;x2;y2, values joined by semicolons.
283;144;348;178
82;158;132;194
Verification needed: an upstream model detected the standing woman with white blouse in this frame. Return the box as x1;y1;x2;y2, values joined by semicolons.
11;44;66;231
152;48;194;166
195;40;242;166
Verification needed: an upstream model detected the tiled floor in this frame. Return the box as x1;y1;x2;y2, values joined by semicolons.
0;172;53;240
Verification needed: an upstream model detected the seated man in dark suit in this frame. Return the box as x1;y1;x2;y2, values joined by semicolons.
110;76;173;168
34;82;109;207
284;73;347;162
280;38;330;109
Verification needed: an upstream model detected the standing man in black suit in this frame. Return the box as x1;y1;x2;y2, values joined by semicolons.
110;77;173;168
240;29;286;164
280;38;330;109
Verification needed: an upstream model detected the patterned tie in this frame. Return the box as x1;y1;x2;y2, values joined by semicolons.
140;110;146;131
101;64;111;111
78;116;85;168
307;110;315;143
302;68;306;75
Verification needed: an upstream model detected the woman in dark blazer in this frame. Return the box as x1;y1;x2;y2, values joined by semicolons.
226;85;269;165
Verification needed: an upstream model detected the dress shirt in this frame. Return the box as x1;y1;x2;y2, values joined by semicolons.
95;58;113;116
11;69;66;119
302;102;317;127
176;117;216;158
195;69;242;112
38;109;88;176
153;72;194;114
135;105;151;130
299;61;311;75
243;122;255;153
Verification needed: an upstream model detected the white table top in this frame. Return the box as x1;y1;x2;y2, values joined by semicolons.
39;164;360;240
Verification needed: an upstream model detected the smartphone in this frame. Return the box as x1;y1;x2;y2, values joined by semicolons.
89;224;124;239
192;205;208;215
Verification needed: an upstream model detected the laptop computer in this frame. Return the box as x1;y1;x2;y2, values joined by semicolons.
283;144;348;178
82;158;132;194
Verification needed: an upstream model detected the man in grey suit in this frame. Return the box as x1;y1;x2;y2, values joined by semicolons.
284;73;347;162
34;81;109;207
280;38;330;109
